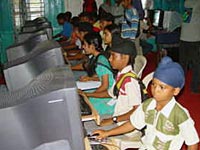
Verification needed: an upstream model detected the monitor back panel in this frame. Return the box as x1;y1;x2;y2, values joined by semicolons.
4;40;65;91
22;22;51;32
0;67;84;150
17;27;52;43
7;33;48;62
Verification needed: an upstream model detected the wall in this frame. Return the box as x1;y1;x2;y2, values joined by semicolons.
0;0;14;63
44;0;65;35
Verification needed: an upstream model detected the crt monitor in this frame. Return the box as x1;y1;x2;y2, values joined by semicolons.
3;40;65;91
24;17;48;27
21;21;52;33
17;27;53;43
7;32;48;62
148;9;164;29
0;66;84;150
152;10;164;29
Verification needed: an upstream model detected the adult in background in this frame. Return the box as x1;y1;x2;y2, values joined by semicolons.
121;0;142;55
82;0;97;17
179;0;200;93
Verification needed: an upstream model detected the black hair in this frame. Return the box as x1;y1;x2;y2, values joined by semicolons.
100;13;114;22
79;12;92;20
104;24;120;35
83;32;103;52
57;13;65;20
78;22;93;32
127;55;135;69
65;11;72;22
71;16;80;26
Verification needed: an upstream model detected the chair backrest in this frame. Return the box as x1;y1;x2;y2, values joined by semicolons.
142;72;154;88
134;55;147;78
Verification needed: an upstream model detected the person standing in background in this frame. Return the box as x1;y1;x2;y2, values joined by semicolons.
179;0;200;93
121;0;142;54
83;0;98;17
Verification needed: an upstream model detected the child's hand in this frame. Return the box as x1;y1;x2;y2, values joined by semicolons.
79;76;90;82
77;89;84;95
92;130;109;140
100;118;113;126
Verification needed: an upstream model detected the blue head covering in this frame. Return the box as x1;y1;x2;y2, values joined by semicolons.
153;56;185;89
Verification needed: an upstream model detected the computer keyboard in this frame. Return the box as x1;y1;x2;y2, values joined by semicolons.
79;95;92;116
91;144;108;150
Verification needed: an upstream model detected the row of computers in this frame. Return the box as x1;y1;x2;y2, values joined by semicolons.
0;17;87;150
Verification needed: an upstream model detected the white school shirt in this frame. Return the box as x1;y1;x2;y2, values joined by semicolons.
130;97;199;150
108;65;141;117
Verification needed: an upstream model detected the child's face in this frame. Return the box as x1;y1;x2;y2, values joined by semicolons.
57;19;65;25
103;29;112;45
109;51;129;70
80;16;90;23
151;78;180;102
79;31;87;41
82;40;93;55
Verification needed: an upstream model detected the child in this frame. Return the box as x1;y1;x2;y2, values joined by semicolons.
99;13;114;32
70;22;94;68
93;56;199;150
121;0;139;41
88;37;141;128
80;32;115;115
80;32;114;92
102;24;120;59
99;13;115;50
53;13;73;42
103;24;120;49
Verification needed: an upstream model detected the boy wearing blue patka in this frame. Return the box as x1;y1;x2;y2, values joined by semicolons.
93;56;199;150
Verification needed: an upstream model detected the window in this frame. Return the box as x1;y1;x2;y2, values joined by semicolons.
25;0;44;20
13;0;23;32
13;0;44;32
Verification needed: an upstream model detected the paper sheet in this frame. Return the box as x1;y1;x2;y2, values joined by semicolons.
76;81;101;90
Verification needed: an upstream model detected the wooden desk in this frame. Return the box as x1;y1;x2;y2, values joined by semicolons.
85;137;92;150
80;92;100;125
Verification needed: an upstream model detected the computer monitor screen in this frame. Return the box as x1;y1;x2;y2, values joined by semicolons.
3;40;65;91
152;10;164;29
0;66;84;150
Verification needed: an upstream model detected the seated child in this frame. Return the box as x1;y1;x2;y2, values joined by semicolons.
93;56;199;150
79;32;115;115
103;24;120;51
87;37;142;130
53;13;73;42
61;17;80;51
68;22;93;63
99;13;115;49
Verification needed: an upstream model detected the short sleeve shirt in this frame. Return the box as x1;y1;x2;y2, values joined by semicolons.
130;97;199;150
108;65;141;117
61;22;73;38
95;55;114;88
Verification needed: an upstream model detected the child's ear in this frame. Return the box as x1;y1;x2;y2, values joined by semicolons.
174;88;181;96
90;44;95;50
